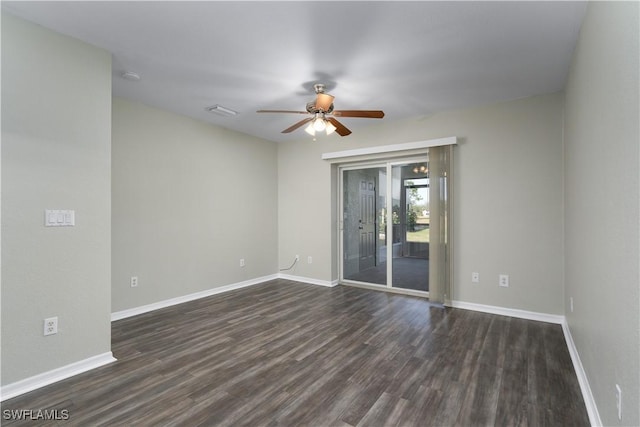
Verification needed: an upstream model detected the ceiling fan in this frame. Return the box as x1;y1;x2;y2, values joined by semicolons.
257;84;384;137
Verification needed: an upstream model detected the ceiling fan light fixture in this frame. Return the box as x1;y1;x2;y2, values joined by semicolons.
305;123;316;136
256;83;384;137
325;121;336;135
313;117;326;132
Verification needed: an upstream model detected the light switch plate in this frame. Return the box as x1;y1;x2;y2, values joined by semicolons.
45;210;75;227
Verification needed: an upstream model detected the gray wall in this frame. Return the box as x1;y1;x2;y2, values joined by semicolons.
112;97;278;312
278;92;565;314
564;2;640;425
1;14;112;384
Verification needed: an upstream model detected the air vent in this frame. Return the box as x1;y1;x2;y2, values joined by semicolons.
121;71;141;81
206;104;238;117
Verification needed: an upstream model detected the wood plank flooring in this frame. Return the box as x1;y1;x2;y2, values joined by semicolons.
2;279;590;426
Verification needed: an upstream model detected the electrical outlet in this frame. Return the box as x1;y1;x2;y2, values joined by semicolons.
130;276;138;287
295;254;300;262
240;258;245;267
570;297;574;313
499;274;509;287
615;384;622;420
44;317;58;336
471;272;480;283
308;256;313;264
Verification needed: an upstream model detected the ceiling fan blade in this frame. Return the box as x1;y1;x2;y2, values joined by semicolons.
328;117;352;136
282;117;313;133
315;93;335;112
332;110;385;118
257;110;308;114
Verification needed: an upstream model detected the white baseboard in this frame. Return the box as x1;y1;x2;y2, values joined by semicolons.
111;274;279;321
277;273;338;287
450;300;564;324
562;320;602;427
112;274;338;322
0;352;116;402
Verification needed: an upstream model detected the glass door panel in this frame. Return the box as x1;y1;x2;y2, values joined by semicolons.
391;163;429;292
342;167;387;285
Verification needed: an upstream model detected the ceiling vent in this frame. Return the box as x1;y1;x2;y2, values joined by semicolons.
206;105;238;117
121;71;141;81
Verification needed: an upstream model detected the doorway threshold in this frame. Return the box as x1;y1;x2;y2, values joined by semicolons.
340;280;430;299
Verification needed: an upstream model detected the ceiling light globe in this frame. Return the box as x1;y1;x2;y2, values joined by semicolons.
313;118;326;131
305;123;316;136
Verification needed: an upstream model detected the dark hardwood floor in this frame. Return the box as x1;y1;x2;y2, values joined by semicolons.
2;279;590;426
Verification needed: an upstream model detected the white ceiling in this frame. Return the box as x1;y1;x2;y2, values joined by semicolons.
2;1;587;143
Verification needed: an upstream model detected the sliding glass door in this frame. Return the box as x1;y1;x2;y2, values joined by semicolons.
391;163;430;292
342;166;387;285
340;147;451;302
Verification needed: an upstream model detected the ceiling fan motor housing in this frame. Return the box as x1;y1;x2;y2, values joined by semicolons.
306;101;334;114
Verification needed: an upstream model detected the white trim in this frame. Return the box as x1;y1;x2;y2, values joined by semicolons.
450;300;564;324
322;136;457;161
561;320;602;427
278;273;338;287
111;274;278;321
0;352;116;402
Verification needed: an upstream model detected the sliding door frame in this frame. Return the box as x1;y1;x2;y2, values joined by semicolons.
326;137;456;305
338;156;431;298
